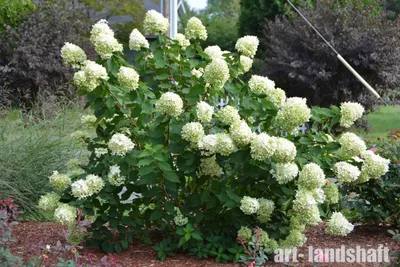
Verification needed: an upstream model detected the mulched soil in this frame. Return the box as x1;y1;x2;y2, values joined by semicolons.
8;221;400;267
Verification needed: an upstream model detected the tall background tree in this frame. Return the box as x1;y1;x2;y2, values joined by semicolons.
180;0;240;51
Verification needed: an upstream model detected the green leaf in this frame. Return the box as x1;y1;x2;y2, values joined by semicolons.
299;137;313;145
191;232;202;241
165;202;174;215
138;150;152;158
138;165;156;176
137;158;153;166
178;236;187;247
150;210;163;221
159;83;173;89
163;171;180;183
155;73;169;80
101;242;115;253
281;187;294;195
136;174;157;185
115;243;122;253
185;45;196;58
158;161;173;171
326;142;341;151
184;232;191;241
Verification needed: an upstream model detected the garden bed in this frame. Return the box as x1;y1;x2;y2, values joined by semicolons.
9;222;399;266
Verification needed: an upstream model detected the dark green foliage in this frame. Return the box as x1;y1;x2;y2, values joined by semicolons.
263;0;400;110
0;1;92;108
238;0;283;38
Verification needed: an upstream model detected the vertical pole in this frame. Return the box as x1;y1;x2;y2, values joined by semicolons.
170;0;178;38
164;0;170;36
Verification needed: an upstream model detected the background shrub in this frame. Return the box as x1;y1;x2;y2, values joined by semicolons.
0;1;92;108
262;0;400;110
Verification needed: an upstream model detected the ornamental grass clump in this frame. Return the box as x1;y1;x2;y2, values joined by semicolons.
41;11;389;258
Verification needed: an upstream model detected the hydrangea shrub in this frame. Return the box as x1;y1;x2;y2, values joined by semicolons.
39;10;390;257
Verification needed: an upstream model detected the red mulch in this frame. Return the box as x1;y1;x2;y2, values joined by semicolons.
8;221;400;267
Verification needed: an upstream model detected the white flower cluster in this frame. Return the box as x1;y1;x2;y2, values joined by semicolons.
71;174;104;199
276;97;311;133
273;138;297;163
198;134;218;156
203;58;229;89
200;156;223;177
81;115;96;127
240;196;259;215
191;68;204;79
61;43;87;68
204;45;224;60
185;17;207;40
229;120;252;147
181;122;205;145
248;75;275;95
54;204;76;225
129;29;149;51
324;183;339;204
250;133;277;161
143;10;169;34
90;20;123;60
71;180;91;199
215;133;236;156
360;150;390;180
258;230;271;247
86;174;105;193
237;226;252;241
281;230;307;248
73;60;109;92
312;188;326;204
298;163;326;190
340;102;365;128
290;216;306;231
70;130;89;141
38;193;60;212
108;165;126;186
49;171;71;191
217;105;240;126
108;133;135;156
235;36;259;58
173;33;190;49
117;66;140;91
325;212;354;236
239;55;253;73
296;205;322;227
94;147;108;158
155;92;184;117
196;101;213;123
257;198;275;223
292;190;317;213
269;88;286;108
333;162;360;183
271;162;299;184
174;208;189;226
338;132;366;158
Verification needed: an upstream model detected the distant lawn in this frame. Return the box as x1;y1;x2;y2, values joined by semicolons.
356;105;400;140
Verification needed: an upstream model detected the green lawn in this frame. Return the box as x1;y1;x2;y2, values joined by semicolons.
356;105;400;140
